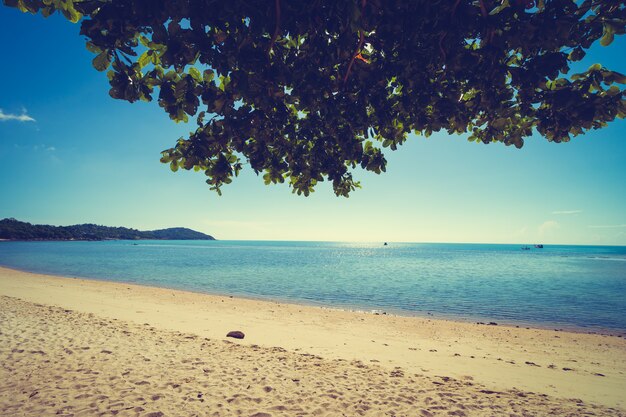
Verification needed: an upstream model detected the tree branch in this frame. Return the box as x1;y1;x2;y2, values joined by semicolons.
451;0;462;17
343;0;368;86
439;32;447;62
343;30;365;85
478;0;488;17
267;0;281;56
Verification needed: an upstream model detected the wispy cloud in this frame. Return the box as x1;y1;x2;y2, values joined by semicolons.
588;224;626;229
0;108;36;122
13;143;59;164
13;143;57;152
539;220;560;236
551;210;582;215
32;144;56;152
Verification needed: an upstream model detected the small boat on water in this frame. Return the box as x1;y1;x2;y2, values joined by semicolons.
521;246;530;250
534;244;544;248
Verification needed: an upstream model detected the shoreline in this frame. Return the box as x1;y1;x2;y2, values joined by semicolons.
0;238;216;242
1;263;624;338
1;266;625;411
2;237;625;246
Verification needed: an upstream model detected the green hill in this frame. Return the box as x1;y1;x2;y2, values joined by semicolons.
0;218;215;241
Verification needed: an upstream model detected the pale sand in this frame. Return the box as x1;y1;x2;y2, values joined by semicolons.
0;267;625;416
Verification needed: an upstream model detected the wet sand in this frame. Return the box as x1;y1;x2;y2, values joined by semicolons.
1;266;625;416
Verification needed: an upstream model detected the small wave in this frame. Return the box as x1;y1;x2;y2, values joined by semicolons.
129;243;222;250
586;256;626;262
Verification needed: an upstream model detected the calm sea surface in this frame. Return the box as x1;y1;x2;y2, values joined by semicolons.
1;241;625;332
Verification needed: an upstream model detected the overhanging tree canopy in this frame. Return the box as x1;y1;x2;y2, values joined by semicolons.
5;0;626;196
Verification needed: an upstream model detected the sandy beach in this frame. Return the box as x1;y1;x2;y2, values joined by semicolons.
1;266;625;416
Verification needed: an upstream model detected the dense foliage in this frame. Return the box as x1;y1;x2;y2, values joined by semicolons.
0;218;215;240
5;0;626;196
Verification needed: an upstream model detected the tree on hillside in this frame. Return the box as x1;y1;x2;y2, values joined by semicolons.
5;0;626;196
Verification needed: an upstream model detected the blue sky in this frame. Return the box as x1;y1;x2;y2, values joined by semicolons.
1;6;625;244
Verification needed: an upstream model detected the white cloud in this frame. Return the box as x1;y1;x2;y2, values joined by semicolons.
33;144;55;151
539;220;560;236
551;210;582;215
27;144;56;152
588;224;626;229
0;109;36;122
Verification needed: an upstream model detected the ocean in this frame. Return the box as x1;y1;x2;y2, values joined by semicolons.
1;240;625;332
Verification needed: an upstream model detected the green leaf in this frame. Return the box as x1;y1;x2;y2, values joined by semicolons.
568;46;585;62
611;71;626;84
4;0;19;9
203;70;215;83
218;75;230;92
41;6;54;17
491;118;508;130
139;36;151;47
188;67;201;82
85;42;101;54
606;85;621;96
164;71;178;81
92;51;111;71
17;0;36;13
489;0;510;15
589;63;602;72
600;24;615;47
138;51;151;68
61;5;81;23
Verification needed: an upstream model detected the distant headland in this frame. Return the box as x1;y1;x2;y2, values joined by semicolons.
0;218;215;241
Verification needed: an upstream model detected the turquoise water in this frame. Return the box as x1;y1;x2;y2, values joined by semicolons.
1;240;625;332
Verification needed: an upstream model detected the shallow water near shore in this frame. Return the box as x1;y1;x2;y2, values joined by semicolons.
1;240;625;331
